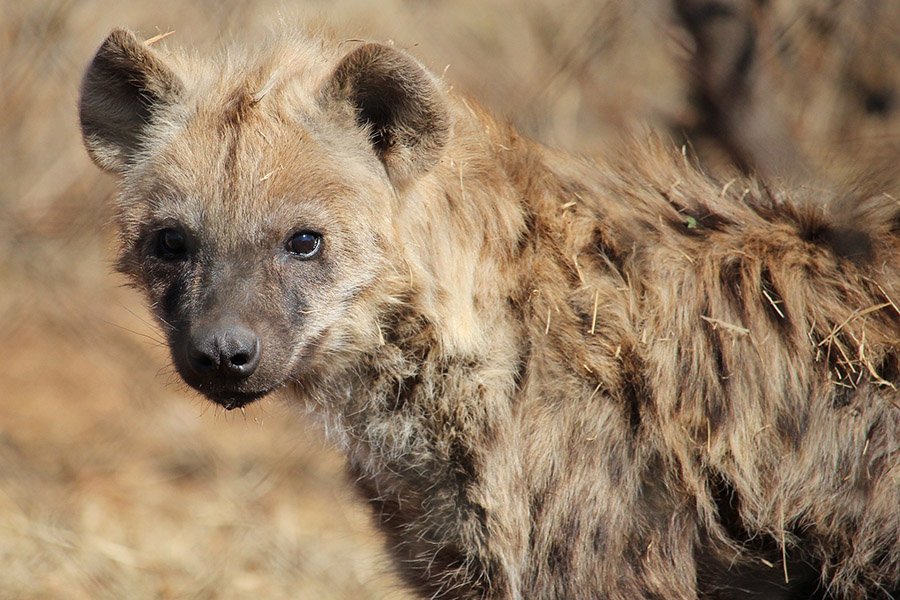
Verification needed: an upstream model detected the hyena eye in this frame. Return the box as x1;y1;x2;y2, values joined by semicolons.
154;228;188;260
286;231;323;259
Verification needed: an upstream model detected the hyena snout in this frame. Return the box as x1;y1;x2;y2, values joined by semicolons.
186;322;261;382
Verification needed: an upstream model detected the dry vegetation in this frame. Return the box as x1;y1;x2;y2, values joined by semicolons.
0;1;896;599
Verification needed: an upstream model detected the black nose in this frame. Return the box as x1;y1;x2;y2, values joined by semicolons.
187;324;261;380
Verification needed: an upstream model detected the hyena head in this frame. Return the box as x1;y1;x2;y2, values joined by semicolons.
79;29;450;408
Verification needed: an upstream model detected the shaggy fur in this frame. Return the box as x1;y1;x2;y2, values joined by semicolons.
79;28;899;599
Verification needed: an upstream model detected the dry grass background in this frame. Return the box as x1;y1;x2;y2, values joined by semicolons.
0;1;896;599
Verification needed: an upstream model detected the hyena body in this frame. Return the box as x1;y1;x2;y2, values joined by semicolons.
80;30;899;599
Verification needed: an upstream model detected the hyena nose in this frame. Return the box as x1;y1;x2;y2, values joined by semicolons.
187;325;261;380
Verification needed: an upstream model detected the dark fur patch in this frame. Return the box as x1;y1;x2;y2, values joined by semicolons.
420;544;476;598
672;345;686;414
448;438;479;495
512;340;531;390
468;553;506;597
825;228;875;264
875;352;899;385
592;227;628;278
558;177;592;205
700;302;729;430
706;472;824;596
862;87;894;116
731;21;757;86
692;207;733;232
800;221;875;264
515;204;537;255
607;453;628;488
351;466;493;600
618;345;649;435
381;303;433;349
814;328;863;385
529;488;548;524
709;471;746;542
546;538;572;574
663;195;735;237
690;1;737;21
830;383;855;410
591;523;607;553
220;86;255;128
719;258;746;317
161;278;186;322
775;410;807;451
389;372;421;412
808;11;836;37
760;266;792;335
701;311;729;386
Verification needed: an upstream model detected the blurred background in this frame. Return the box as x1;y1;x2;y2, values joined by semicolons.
0;1;897;598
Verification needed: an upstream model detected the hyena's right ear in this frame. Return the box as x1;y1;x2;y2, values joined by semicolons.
79;29;183;173
321;43;450;187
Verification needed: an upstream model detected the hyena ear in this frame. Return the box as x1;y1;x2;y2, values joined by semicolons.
79;29;183;173
322;43;450;186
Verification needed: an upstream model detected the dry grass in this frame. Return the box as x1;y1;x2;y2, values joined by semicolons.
0;1;895;598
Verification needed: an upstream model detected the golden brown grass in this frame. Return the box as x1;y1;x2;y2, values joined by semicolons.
1;1;895;598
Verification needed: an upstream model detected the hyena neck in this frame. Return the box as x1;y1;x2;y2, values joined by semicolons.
323;103;532;464
294;105;540;597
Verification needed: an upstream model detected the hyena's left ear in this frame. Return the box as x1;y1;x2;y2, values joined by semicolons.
79;29;184;174
322;43;450;186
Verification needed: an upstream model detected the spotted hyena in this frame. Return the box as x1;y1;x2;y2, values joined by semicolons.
79;28;898;599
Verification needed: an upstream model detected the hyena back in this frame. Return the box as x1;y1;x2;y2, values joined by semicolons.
79;29;899;599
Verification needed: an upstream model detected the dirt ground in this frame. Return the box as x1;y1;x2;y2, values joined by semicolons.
0;1;896;599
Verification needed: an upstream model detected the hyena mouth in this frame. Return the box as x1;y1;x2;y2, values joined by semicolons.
201;388;275;411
